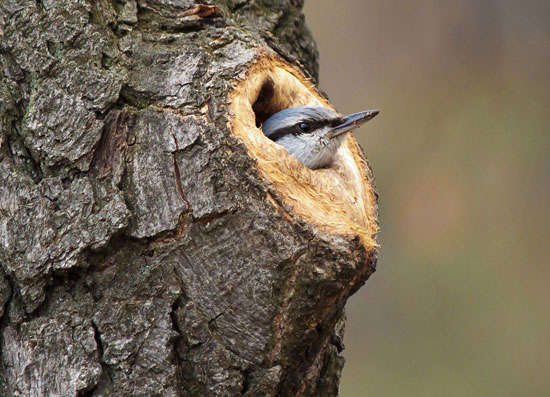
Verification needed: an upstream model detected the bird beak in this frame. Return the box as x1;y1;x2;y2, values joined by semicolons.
327;109;379;139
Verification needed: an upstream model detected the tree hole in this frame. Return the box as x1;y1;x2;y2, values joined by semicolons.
229;58;379;250
252;78;278;128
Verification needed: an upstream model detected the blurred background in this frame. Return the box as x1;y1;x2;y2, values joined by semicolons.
303;1;549;396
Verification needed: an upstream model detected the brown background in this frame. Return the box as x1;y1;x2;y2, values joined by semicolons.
303;1;549;396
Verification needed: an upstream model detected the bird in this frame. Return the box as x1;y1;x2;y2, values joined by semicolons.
261;106;378;170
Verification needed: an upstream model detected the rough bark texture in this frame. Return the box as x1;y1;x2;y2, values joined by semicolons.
0;1;377;396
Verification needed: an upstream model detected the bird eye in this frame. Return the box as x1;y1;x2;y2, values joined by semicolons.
298;122;311;133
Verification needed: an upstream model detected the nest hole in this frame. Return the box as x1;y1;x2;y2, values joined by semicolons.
252;78;277;128
229;57;379;250
249;70;323;131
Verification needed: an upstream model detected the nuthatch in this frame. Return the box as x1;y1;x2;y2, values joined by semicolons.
262;107;378;169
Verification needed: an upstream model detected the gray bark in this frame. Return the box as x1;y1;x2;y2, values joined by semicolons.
0;1;377;396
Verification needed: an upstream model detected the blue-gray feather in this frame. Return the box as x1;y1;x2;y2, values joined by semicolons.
260;106;377;169
262;107;340;138
261;106;345;169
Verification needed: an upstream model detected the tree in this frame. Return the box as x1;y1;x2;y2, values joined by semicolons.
0;1;378;395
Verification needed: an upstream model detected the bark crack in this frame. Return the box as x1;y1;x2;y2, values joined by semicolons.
0;271;15;323
231;0;251;13
267;242;311;366
208;303;233;327
89;320;113;394
7;126;44;183
170;133;192;211
240;367;253;394
295;331;332;397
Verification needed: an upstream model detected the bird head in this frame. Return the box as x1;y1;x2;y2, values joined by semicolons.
261;106;378;169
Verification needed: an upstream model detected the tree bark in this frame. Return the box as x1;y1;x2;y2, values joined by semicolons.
0;1;378;396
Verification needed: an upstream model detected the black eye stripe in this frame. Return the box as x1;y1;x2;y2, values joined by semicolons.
267;126;297;141
264;117;342;141
330;118;344;127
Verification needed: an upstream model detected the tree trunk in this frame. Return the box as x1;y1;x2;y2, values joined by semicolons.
0;1;378;396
